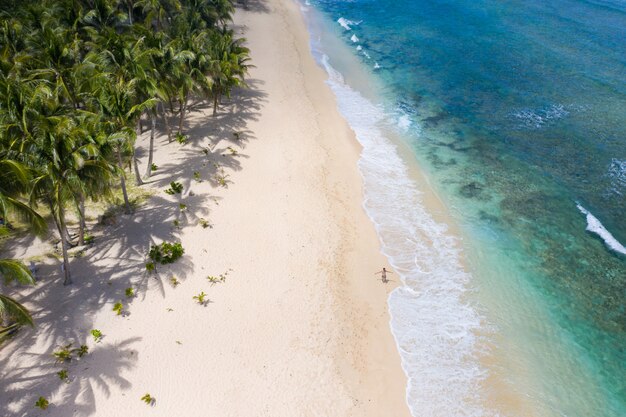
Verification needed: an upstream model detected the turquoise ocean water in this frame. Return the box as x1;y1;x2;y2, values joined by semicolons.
299;0;626;416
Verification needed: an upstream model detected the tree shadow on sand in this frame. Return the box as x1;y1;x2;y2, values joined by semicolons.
0;79;266;416
236;0;270;14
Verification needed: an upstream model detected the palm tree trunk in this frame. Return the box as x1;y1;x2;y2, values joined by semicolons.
117;147;131;214
162;102;172;143
133;150;143;186
50;200;72;286
78;194;86;246
144;112;156;179
178;98;186;134
213;94;219;116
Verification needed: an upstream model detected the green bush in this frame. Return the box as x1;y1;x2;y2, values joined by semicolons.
53;343;74;363
35;397;49;410
149;242;184;264
151;163;158;171
176;132;188;144
164;181;183;195
125;287;135;298
91;329;103;342
141;393;154;405
193;291;207;305
57;369;69;382
113;302;124;316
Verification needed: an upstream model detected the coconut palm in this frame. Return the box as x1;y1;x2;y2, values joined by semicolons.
0;259;35;332
207;31;251;116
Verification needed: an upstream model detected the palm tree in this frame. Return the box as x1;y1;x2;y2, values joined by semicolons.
207;31;250;116
0;259;35;334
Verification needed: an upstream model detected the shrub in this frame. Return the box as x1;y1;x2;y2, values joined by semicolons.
172;219;180;229
193;171;201;182
113;302;124;316
164;181;183;195
227;146;238;156
84;234;94;245
149;242;184;264
179;203;187;211
207;270;231;285
193;291;207;305
53;344;74;363
125;287;135;298
151;163;158;171
176;132;188;144
57;369;69;382
91;329;103;342
35;397;49;410
215;173;229;188
77;345;88;358
141;393;154;405
198;218;212;229
169;276;180;287
145;262;156;272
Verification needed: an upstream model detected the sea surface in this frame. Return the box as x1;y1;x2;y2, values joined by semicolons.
299;0;626;416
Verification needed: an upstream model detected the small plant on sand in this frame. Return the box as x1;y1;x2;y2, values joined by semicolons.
198;218;212;229
207;270;231;285
215;172;229;188
91;329;103;342
233;131;241;141
84;233;94;245
125;287;135;298
77;345;88;358
226;146;238;156
202;148;209;155
193;171;201;182
141;393;155;405
57;369;69;382
164;181;183;195
179;203;187;211
35;396;49;410
151;163;158;171
193;291;208;305
169;276;180;287
53;343;75;363
149;242;184;264
145;261;156;273
113;301;124;316
172;219;180;229
176;132;188;144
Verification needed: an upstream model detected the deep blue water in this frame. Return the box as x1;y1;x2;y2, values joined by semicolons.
307;0;626;415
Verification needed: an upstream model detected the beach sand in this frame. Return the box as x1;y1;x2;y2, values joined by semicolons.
0;0;411;416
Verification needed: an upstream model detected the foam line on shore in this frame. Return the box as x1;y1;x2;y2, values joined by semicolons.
316;50;493;416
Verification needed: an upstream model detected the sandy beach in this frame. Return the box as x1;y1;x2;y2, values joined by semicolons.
0;1;411;416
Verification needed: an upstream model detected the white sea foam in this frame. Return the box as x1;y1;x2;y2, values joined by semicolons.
374;62;381;70
606;158;626;197
512;104;570;129
319;54;492;417
397;114;411;130
576;203;626;255
356;45;362;51
362;50;371;59
337;17;353;30
350;34;359;43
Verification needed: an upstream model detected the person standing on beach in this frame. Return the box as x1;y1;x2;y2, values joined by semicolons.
375;267;392;283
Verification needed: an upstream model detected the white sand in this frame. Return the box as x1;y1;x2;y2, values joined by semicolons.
0;1;411;416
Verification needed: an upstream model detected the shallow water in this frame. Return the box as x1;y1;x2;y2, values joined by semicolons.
301;0;626;416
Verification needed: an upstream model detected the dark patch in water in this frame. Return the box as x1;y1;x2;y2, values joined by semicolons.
459;181;491;201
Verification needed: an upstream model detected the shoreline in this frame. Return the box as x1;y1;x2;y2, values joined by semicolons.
0;0;411;416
